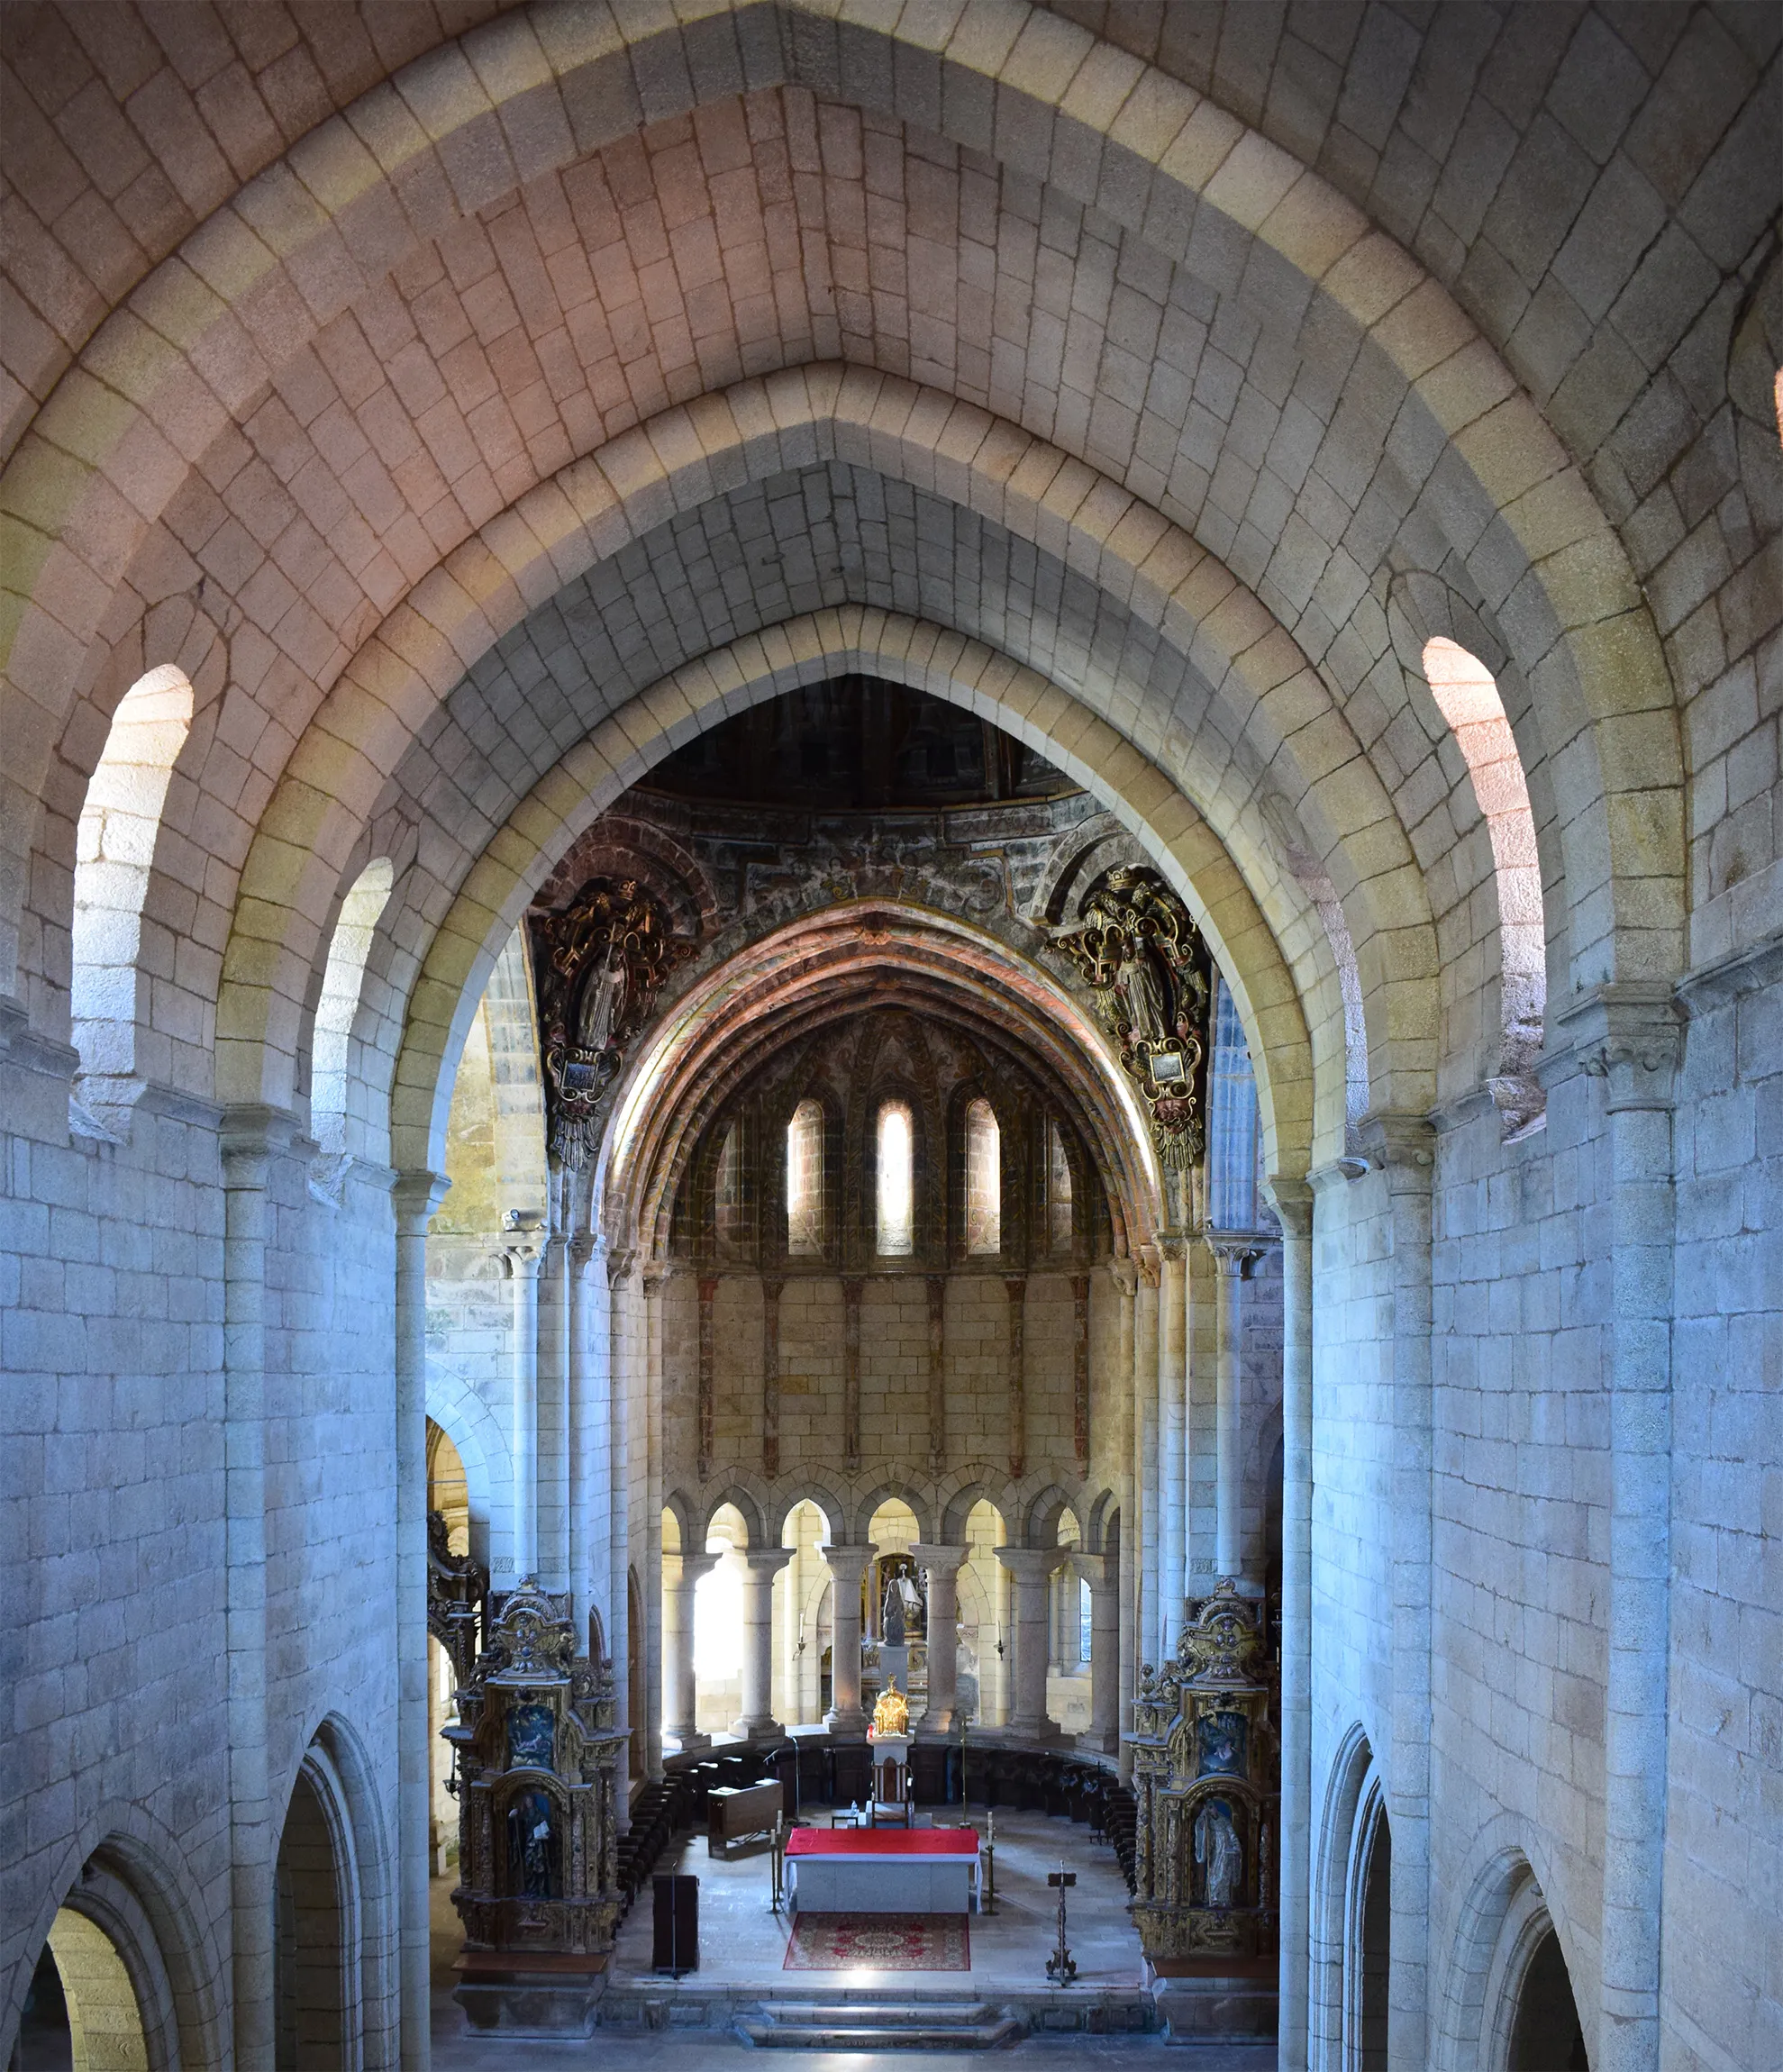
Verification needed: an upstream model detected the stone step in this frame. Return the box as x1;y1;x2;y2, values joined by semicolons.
736;1996;1023;2049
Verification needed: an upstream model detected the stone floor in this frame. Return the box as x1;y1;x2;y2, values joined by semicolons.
429;1804;1278;2065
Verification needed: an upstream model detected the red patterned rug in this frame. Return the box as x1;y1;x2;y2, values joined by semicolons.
784;1912;971;1972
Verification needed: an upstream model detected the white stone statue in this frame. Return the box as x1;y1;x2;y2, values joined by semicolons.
1194;1799;1242;1910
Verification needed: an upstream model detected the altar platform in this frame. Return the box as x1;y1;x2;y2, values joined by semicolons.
784;1823;982;1914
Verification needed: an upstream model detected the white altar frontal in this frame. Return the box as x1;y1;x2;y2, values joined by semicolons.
782;1828;982;1915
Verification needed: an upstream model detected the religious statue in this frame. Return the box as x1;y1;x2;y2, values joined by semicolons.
1194;1798;1243;1909
871;1677;909;1737
1128;1581;1277;1962
881;1570;920;1645
1040;866;1213;1168
574;942;627;1052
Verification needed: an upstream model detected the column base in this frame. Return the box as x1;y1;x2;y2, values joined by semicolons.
664;1728;710;1753
823;1706;869;1740
1005;1716;1066;1742
1076;1726;1120;1754
732;1716;784;1740
453;1952;607;2037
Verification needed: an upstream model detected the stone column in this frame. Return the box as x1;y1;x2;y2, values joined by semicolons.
1566;988;1681;2072
733;1548;794;1738
820;1544;878;1737
502;1226;545;1577
535;1225;569;1592
1206;1231;1263;1591
1156;1234;1187;1653
396;1168;449;2072
1110;1258;1139;1780
642;1266;669;1779
661;1549;719;1751
566;1230;602;1649
1074;1550;1121;1751
996;1547;1064;1740
1265;1173;1314;2072
221;1107;293;2072
909;1544;970;1735
1362;1114;1435;2072
1134;1249;1160;1669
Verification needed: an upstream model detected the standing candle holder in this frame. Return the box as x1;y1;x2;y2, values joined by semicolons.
1046;1865;1078;1985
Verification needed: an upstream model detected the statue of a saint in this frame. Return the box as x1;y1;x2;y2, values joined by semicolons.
1117;933;1171;1041
1194;1798;1242;1910
870;1677;909;1737
575;943;627;1051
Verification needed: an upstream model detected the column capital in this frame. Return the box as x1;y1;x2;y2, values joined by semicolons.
665;1549;722;1586
1134;1243;1160;1289
220;1101;302;1182
994;1545;1069;1584
1151;1230;1187;1263
393;1168;450;1232
1263;1173;1314;1237
908;1542;970;1580
1204;1227;1264;1274
818;1542;878;1582
1556;982;1683;1112
1072;1550;1115;1589
1106;1255;1138;1295
735;1546;795;1579
1358;1110;1436;1176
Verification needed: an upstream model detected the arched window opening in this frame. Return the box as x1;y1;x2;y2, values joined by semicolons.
1046;1122;1074;1253
876;1100;914;1257
964;1097;1000;1255
714;1122;750;1259
71;665;195;1102
786;1099;824;1255
956;1499;1008;1726
311;858;394;1155
23;1909;152;2071
1424;637;1546;1135
692;1504;748;1735
1509;1927;1589;2072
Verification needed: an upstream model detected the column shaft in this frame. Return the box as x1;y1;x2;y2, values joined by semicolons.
1157;1238;1187;1653
1135;1254;1160;1668
734;1549;793;1737
1267;1176;1314;2072
221;1112;286;2072
1208;1232;1262;1589
395;1172;447;2072
821;1545;877;1737
661;1550;718;1749
910;1545;969;1736
996;1548;1062;1740
505;1237;543;1577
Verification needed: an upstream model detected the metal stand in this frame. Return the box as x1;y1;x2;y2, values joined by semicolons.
1045;1867;1078;1986
769;1813;787;1913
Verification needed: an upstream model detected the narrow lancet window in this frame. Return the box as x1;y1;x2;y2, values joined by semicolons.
964;1097;1000;1255
714;1122;747;1259
1424;636;1545;1131
876;1100;914;1257
786;1098;823;1255
1047;1121;1074;1253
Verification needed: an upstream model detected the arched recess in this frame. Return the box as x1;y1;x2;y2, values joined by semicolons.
2;3;1678;1041
375;609;1320;1212
1312;1726;1390;2072
271;1717;397;2072
1433;1844;1593;2072
423;1366;512;1583
6;1817;227;2072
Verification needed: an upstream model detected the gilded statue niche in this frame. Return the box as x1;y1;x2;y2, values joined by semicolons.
446;1582;629;2031
1128;1582;1278;1964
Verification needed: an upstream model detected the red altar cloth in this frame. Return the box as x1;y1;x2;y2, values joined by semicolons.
784;1827;979;1857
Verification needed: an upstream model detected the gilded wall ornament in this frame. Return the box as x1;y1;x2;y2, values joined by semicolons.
528;878;696;1169
1044;868;1213;1168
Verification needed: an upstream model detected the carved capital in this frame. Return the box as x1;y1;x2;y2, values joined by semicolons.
394;1167;452;1234
1204;1228;1263;1275
1559;984;1682;1113
1261;1173;1313;1238
1358;1111;1435;1177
